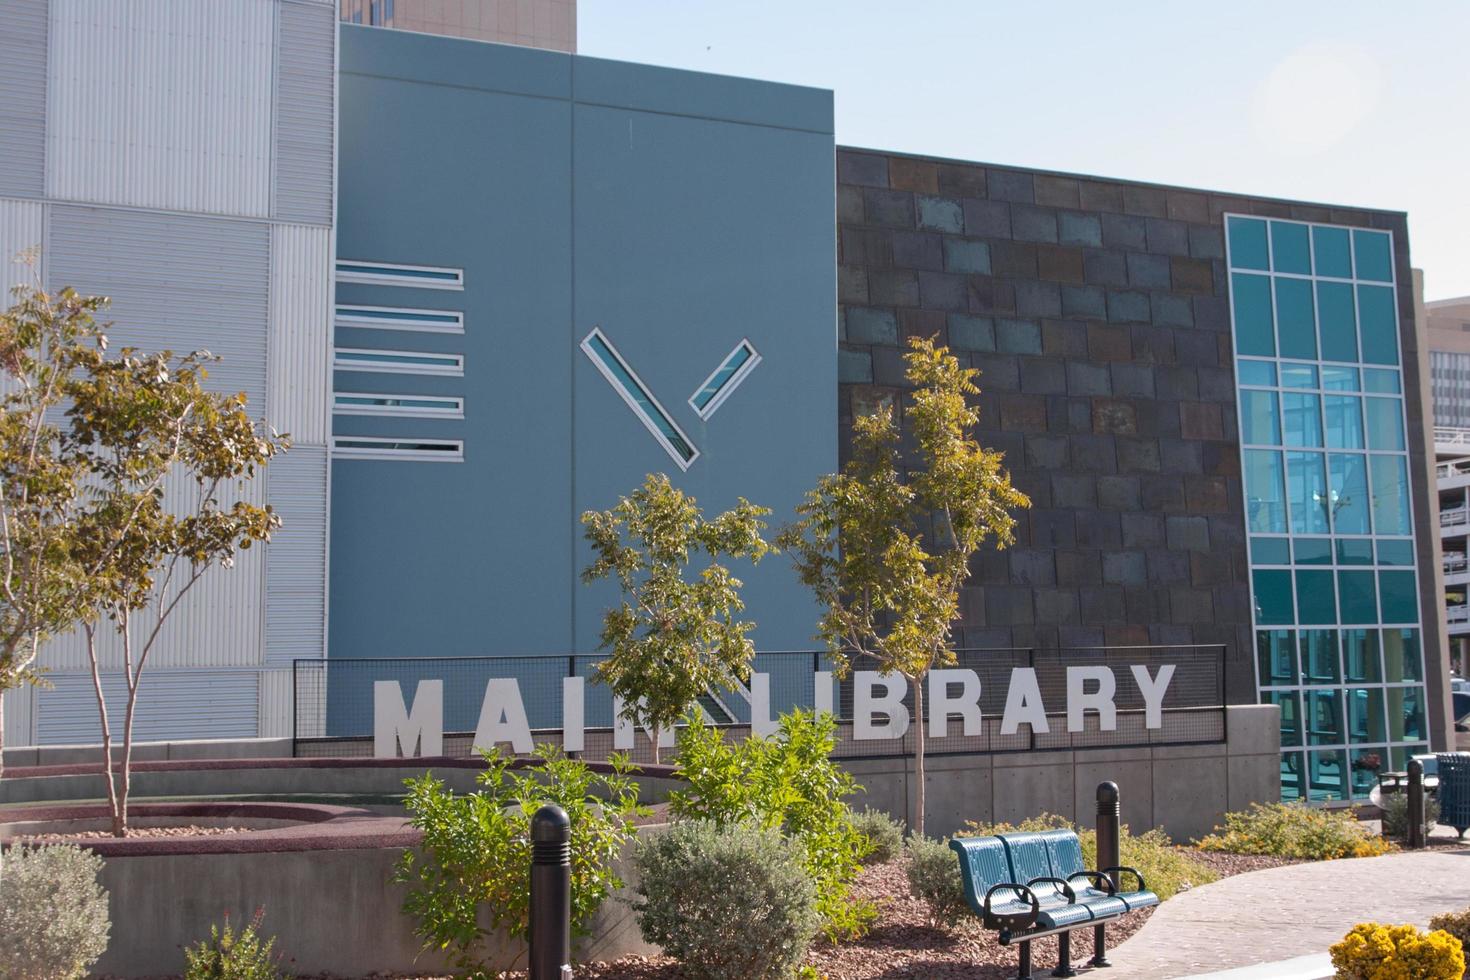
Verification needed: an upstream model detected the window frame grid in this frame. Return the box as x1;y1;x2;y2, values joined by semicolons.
1225;214;1426;763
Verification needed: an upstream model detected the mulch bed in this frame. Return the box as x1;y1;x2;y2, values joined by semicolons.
539;847;1294;980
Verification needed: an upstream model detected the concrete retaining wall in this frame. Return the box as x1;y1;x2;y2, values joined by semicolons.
847;704;1280;841
89;831;656;977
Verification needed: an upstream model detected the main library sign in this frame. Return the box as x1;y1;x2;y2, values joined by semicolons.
370;662;1178;759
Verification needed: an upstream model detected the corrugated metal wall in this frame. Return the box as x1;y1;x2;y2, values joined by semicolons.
268;225;332;443
36;671;261;744
48;206;272;408
35;471;268;673
2;686;35;748
46;0;276;217
265;446;329;667
275;2;336;226
258;668;295;737
0;0;47;199
0;198;45;295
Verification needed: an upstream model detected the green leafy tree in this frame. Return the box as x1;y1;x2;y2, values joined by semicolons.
779;337;1029;836
581;473;771;762
396;744;648;973
0;278;285;836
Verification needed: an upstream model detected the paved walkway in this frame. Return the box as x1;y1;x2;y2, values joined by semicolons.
1106;848;1470;978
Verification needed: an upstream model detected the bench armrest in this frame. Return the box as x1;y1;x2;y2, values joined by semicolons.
1102;865;1147;892
1067;870;1116;895
983;882;1040;929
1026;876;1077;902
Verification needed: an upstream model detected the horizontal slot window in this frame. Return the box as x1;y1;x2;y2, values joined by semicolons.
332;437;464;463
580;328;699;469
333;392;464;418
689;339;762;419
336;305;464;334
334;348;464;377
335;260;463;290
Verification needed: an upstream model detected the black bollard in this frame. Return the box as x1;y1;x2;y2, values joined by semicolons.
1407;759;1426;851
530;804;573;980
1092;781;1121;969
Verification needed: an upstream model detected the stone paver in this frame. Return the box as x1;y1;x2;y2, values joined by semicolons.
1106;849;1470;978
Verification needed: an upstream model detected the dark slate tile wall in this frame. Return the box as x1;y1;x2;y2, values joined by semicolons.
835;148;1427;708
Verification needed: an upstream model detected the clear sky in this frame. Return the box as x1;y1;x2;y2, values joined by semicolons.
580;1;1469;300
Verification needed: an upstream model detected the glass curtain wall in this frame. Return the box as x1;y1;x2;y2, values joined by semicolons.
1227;215;1427;802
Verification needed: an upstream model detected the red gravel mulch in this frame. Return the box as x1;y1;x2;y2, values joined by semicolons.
14;825;251;843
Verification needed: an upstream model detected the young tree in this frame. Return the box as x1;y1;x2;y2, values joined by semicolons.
779;336;1029;835
581;473;771;763
0;280;285;835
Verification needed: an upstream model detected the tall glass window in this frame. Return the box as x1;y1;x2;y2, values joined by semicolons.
1227;215;1424;803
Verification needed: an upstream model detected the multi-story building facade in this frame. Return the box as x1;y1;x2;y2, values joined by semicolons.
0;13;1453;804
1428;296;1470;674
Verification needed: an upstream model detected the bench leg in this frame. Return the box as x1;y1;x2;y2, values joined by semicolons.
1051;930;1077;978
1091;922;1111;968
1015;939;1033;980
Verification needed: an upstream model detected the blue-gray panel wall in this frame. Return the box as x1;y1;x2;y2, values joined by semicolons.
0;0;48;198
331;29;835;662
331;67;575;659
571;101;835;652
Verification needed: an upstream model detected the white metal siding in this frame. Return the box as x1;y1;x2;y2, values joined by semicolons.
0;0;47;198
48;205;271;408
268;224;332;444
46;0;275;217
35;671;261;744
2;685;36;748
35;472;268;673
258;668;295;737
0;198;45;297
265;446;328;667
275;2;335;226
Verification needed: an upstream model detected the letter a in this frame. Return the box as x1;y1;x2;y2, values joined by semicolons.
474;678;534;754
1000;667;1050;735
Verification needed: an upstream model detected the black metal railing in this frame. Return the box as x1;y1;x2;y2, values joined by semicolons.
292;645;1226;763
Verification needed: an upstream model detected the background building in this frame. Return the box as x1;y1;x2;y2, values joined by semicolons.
1429;296;1470;675
338;0;575;50
0;0;336;745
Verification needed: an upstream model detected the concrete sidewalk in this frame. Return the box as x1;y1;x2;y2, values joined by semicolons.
1105;849;1470;978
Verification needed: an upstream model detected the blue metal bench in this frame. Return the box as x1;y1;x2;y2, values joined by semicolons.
951;829;1159;979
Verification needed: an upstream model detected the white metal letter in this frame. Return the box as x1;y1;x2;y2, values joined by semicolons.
928;668;982;738
1067;666;1118;732
612;696;677;751
1131;663;1176;730
1000;667;1050;735
562;676;585;752
814;670;834;717
374;679;443;758
473;678;534;754
750;673;778;737
854;671;909;741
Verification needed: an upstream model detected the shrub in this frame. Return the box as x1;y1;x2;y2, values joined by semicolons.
0;843;111;980
634;820;819;980
1380;793;1439;841
1196;801;1393;860
1330;922;1464;979
183;910;285;980
904;835;968;925
396;743;648;975
961;814;1216;903
852;807;904;865
1429;907;1470;952
671;711;875;939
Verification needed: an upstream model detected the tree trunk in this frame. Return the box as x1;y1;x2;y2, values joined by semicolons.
84;626;124;837
117;676;140;837
912;673;925;838
650;727;661;766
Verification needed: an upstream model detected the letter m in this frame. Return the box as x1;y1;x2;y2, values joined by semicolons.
374;680;444;758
